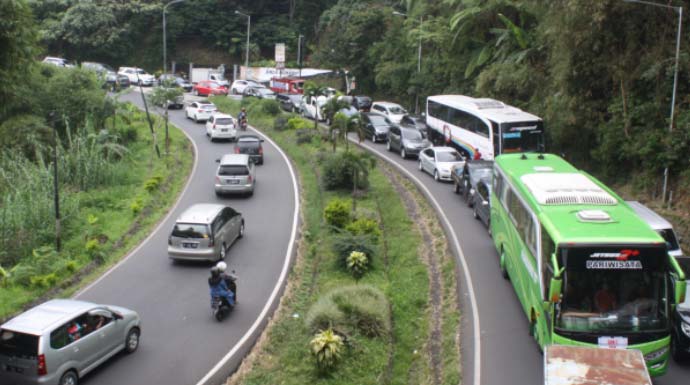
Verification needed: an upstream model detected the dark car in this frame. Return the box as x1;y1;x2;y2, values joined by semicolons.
159;73;193;92
471;178;491;228
672;257;690;362
234;135;265;165
243;86;276;100
452;159;493;206
400;114;428;138
277;93;302;113
352;95;372;112
117;74;130;89
361;112;395;143
387;126;430;158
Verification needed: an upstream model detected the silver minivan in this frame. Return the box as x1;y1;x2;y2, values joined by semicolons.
167;203;244;262
627;201;683;257
214;154;255;196
0;299;141;385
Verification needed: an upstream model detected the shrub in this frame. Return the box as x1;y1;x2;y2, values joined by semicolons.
321;152;374;191
295;129;314;145
346;251;369;279
331;231;377;268
260;99;281;115
310;328;344;373
130;197;143;215
0;114;52;160
274;116;288;131
345;217;381;240
324;198;351;229
9;246;73;288
144;176;163;193
0;265;8;287
287;117;311;130
306;285;390;338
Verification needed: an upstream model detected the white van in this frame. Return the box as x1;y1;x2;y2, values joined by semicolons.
627;201;683;257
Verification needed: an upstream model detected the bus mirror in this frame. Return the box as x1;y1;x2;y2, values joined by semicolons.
548;278;562;303
676;279;687;304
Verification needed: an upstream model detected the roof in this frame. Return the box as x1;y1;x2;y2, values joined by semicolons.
219;154;250;166
177;203;225;224
432;146;458;153
495;153;665;245
545;345;651;385
2;299;97;335
428;94;541;124
372;101;403;108
626;201;674;231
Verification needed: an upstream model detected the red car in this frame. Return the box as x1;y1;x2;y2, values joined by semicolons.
193;81;228;97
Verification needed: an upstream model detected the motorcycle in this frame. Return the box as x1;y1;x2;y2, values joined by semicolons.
239;117;248;131
210;271;237;322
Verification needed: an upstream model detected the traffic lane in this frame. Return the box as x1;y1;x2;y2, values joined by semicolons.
354;137;542;385
76;92;296;385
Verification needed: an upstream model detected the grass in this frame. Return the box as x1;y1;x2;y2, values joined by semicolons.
211;96;461;385
0;103;193;319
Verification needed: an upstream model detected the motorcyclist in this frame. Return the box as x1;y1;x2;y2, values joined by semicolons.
238;107;248;130
208;267;234;307
215;261;237;303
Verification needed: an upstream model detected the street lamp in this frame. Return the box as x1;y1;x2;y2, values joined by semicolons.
623;0;682;202
393;11;423;114
235;10;251;74
298;34;304;78
163;0;185;75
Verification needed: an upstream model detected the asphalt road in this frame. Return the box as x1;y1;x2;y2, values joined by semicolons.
73;90;298;385
353;136;690;385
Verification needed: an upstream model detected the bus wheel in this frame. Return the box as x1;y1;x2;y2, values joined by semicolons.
500;251;509;280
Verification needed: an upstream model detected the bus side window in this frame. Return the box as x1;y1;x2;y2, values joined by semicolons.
473;116;489;138
541;227;555;298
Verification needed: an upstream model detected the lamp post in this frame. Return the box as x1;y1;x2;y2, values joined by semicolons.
48;112;61;251
623;0;682;202
393;11;423;114
163;0;184;75
235;10;251;75
298;34;304;78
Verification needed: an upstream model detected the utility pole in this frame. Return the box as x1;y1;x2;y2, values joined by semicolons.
298;34;304;78
235;11;251;74
163;0;185;74
49;112;61;251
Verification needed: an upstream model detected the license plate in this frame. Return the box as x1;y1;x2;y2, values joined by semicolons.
6;365;24;373
221;129;228;132
227;179;240;185
182;243;198;249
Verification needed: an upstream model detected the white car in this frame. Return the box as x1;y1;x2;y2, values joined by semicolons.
42;56;75;68
185;101;217;123
206;113;237;142
117;67;155;86
301;95;329;121
418;146;466;182
371;101;408;124
230;79;264;95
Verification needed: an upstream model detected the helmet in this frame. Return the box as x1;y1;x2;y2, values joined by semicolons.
216;261;227;272
241;107;246;111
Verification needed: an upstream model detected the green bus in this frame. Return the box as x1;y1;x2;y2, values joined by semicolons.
490;153;686;376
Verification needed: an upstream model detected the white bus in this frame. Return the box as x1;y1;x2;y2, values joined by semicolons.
426;95;545;160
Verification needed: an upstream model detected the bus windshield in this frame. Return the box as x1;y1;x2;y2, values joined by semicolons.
500;121;544;153
555;246;670;333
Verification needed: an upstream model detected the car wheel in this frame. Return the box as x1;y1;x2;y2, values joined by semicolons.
124;328;140;354
463;182;470;203
371;133;376;143
238;222;245;238
671;333;689;362
59;370;78;385
418;160;423;171
454;181;460;194
193;89;199;96
194;115;199;124
219;243;227;261
473;205;479;220
401;148;406;159
500;250;509;280
386;140;391;152
433;170;440;181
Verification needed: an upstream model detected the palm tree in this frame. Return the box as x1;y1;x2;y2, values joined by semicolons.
341;151;375;212
344;113;365;152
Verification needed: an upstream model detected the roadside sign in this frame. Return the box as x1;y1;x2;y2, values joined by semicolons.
275;43;285;63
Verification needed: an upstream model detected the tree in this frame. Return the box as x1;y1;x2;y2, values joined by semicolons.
147;84;183;153
322;97;352;151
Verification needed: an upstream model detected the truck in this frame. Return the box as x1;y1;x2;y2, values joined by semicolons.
191;67;228;87
270;77;305;94
544;345;652;385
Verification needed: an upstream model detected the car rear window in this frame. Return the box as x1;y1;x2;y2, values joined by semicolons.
215;118;233;125
172;224;210;239
0;330;39;359
219;165;249;176
237;140;260;148
201;105;216;110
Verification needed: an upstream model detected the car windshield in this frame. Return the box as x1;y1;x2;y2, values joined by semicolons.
555;246;670;333
500;121;545;153
136;69;147;75
369;115;390;126
388;106;407;114
172;223;209;239
219;165;249;176
208;82;220;88
215;118;233;125
403;130;423;141
437;151;462;162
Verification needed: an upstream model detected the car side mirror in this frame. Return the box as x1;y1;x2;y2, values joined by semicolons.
215;159;220;163
260;139;265;142
676;278;686;304
548;277;562;303
482;200;489;206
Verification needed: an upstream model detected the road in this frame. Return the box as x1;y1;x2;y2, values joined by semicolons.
353;136;690;385
74;90;298;385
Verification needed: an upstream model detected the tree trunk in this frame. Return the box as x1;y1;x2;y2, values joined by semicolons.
620;78;630;139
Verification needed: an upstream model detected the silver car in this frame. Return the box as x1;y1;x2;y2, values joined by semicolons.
214;154;255;196
387;126;430;158
167;203;244;262
0;299;141;385
418;146;466;182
